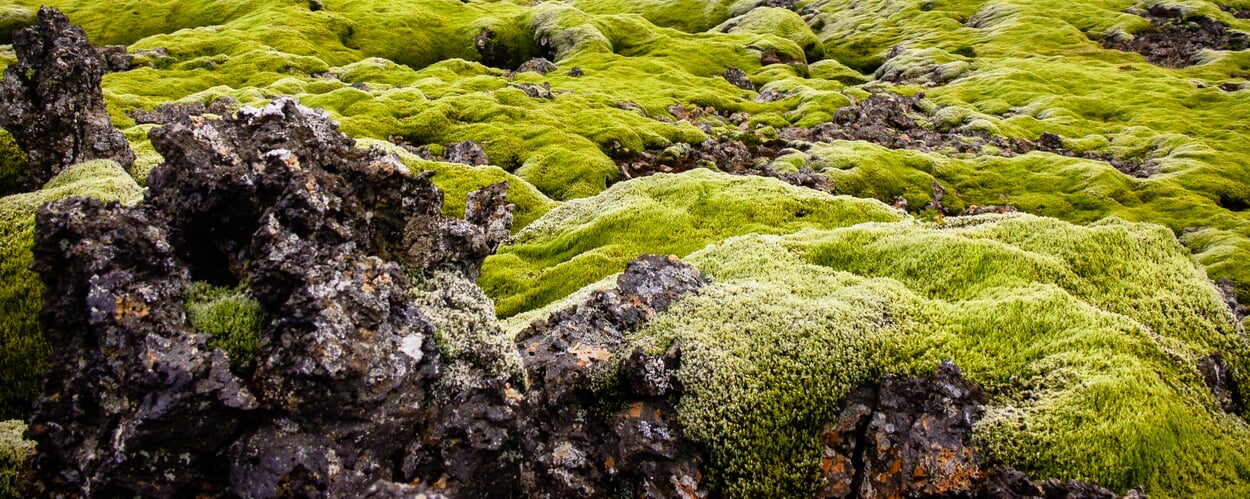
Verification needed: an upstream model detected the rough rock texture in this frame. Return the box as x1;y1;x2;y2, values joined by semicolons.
517;57;557;75
0;7;134;186
816;362;1141;498
722;67;755;91
1103;6;1249;68
515;254;709;498
509;82;554;99
95;45;132;72
24;98;713;497
443;139;491;166
613;137;835;194
127;97;240;125
24;99;517;497
1197;352;1243;414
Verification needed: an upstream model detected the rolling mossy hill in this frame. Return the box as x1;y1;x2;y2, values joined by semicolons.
0;0;1248;496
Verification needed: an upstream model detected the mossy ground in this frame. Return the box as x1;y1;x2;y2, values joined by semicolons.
0;0;1248;496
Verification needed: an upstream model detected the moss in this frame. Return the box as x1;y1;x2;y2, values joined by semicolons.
0;5;34;45
410;270;525;389
0;160;142;420
625;214;1249;497
0;420;32;499
185;282;264;376
481;169;903;317
0;131;28;197
715;7;825;63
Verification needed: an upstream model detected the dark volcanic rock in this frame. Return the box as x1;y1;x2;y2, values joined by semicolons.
517;57;557;75
26;198;257;497
0;7;135;186
509;81;554;99
95;45;133;72
443;139;491;166
127;97;239;125
722;66;755;91
816;362;1142;498
515;254;709;497
1197;352;1243;414
26;97;711;498
1102;6;1249;68
25;98;518;497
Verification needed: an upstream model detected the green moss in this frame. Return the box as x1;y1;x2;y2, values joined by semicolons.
185;282;264;376
715;7;824;63
410;270;525;390
626;214;1249;497
0;420;32;499
0;131;27;196
0;5;34;45
0;160;142;420
481;169;903;317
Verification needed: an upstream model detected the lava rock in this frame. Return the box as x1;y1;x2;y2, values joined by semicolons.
128;97;240;125
816;362;1142;498
26;197;257;497
1102;7;1249;68
517;57;557;75
508;82;553;99
515;254;709;498
25;98;519;497
1197;352;1243;414
443;139;491;166
722;66;755;91
95;45;132;72
0;7;135;186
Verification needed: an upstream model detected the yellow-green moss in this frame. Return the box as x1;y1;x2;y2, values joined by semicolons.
481;169;903;317
0;160;142;419
627;214;1250;497
185;282;264;375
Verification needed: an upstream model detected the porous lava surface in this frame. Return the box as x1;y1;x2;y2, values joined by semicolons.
1103;6;1249;68
22;97;712;497
0;7;135;187
817;362;1144;499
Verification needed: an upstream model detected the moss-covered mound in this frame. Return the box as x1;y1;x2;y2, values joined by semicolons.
481;169;904;317
625;214;1250;497
0;160;142;419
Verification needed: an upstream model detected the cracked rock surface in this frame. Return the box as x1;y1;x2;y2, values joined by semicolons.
0;7;134;187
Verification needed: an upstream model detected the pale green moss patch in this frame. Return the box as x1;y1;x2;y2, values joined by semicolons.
0;420;32;499
185;282;264;375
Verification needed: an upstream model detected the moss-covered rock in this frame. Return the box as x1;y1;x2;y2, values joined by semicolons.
626;214;1250;497
0;160;142;419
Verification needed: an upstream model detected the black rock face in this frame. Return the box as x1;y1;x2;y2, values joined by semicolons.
24;97;713;497
0;7;135;187
816;362;1144;498
515;254;709;498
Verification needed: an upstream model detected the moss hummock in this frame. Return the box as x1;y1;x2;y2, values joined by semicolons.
626;214;1250;497
480;169;903;317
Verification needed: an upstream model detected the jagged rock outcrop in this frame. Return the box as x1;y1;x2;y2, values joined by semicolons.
0;7;134;187
24;98;517;497
24;98;711;498
515;254;709;497
817;362;1144;498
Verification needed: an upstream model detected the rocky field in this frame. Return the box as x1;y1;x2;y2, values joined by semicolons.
1;0;1250;497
